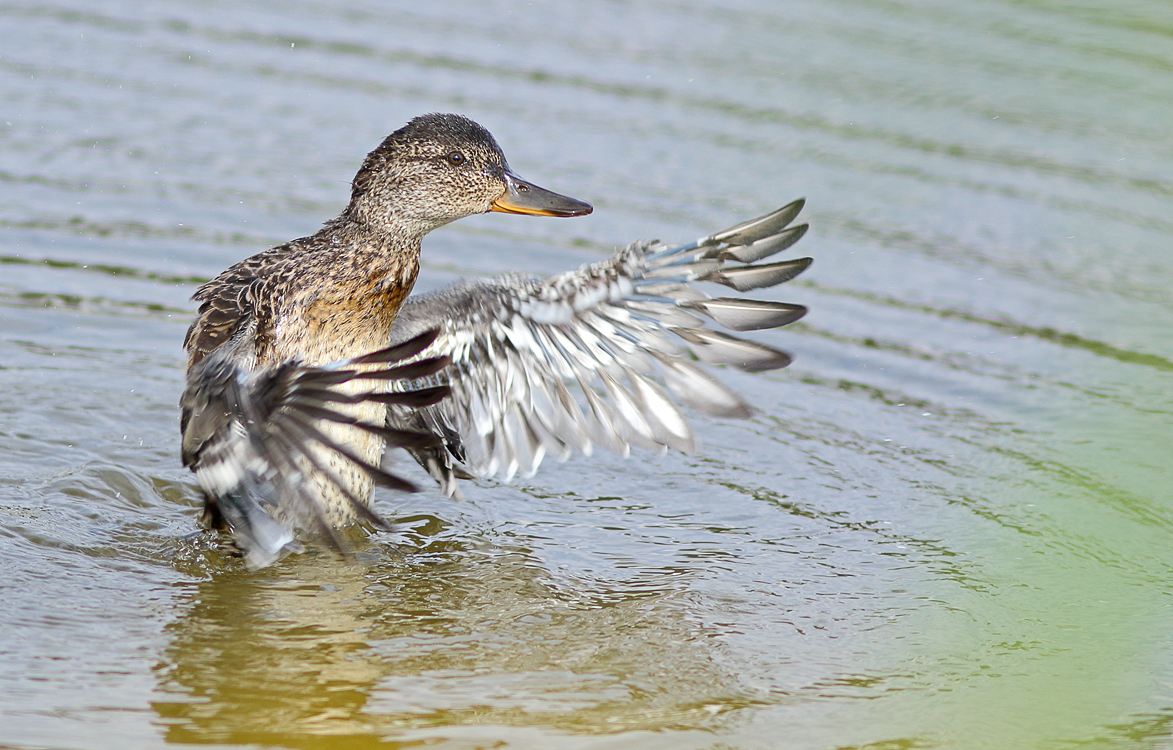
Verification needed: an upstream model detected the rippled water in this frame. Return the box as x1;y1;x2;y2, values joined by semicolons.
2;1;1172;748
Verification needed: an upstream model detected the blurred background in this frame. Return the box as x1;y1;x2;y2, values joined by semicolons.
1;1;1171;748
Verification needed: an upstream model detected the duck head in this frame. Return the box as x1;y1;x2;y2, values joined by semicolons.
346;113;592;236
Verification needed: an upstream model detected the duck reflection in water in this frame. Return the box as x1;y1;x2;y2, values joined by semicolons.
153;528;755;742
179;113;812;568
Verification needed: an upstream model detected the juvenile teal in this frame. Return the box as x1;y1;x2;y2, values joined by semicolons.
178;112;813;568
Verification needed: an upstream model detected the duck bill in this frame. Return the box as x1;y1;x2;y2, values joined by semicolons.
491;171;593;217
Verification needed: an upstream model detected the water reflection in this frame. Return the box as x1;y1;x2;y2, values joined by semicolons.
153;518;756;744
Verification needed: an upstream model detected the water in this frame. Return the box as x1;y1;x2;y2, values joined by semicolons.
2;1;1171;748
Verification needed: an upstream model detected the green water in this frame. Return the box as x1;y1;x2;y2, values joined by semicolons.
1;1;1171;748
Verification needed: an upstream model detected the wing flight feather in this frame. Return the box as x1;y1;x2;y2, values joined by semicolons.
180;329;450;568
386;200;812;497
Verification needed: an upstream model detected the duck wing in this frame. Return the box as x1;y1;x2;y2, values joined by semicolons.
180;329;450;569
385;200;812;498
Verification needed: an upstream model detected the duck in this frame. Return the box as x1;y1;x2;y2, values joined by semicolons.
179;113;812;569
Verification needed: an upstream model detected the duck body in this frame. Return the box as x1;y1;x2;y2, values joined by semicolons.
180;113;590;565
184;221;420;530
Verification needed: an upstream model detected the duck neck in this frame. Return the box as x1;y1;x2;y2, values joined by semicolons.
270;215;424;366
326;213;424;299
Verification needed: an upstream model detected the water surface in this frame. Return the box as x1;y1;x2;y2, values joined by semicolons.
2;1;1172;748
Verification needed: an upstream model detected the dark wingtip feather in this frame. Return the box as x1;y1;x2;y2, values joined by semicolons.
356;355;451;381
683;299;808;331
704;257;812;292
349;499;394;531
717;223;808;263
710;198;805;245
275;412;422;497
360;423;444;450
368;385;452;407
348;328;441;366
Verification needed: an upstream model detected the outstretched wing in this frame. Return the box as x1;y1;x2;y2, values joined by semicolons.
180;329;450;569
386;200;811;497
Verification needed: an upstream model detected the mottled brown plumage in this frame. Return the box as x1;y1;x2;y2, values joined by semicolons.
180;113;591;564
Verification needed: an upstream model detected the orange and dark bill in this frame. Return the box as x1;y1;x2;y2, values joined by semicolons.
491;171;593;217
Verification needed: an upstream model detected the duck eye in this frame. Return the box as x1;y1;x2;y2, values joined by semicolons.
446;151;466;166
